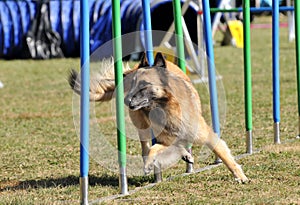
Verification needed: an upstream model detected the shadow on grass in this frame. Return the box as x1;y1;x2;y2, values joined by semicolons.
0;174;153;192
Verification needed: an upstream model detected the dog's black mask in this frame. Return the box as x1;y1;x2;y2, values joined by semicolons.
124;52;168;111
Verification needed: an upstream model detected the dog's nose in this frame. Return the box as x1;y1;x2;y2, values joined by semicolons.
124;95;132;107
124;95;137;110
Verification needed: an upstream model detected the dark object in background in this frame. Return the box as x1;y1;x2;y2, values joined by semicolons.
24;1;63;59
0;0;198;59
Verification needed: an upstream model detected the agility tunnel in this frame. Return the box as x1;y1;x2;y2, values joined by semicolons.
0;0;198;59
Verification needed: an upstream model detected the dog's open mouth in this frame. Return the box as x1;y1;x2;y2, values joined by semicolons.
128;98;150;111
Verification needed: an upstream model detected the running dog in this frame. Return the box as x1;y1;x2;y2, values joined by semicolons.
68;52;248;183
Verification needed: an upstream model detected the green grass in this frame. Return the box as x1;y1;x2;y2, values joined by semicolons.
1;16;300;204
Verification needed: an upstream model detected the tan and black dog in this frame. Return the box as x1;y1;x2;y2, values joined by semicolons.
69;52;248;183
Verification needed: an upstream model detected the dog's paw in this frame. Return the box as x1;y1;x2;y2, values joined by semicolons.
181;153;194;164
235;176;249;184
144;157;155;175
144;163;154;175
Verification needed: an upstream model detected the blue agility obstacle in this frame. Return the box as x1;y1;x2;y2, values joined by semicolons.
79;0;90;204
202;0;221;144
141;0;163;182
203;0;220;135
141;0;154;66
272;0;281;144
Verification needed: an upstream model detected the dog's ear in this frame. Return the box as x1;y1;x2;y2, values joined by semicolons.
154;52;166;68
138;52;150;68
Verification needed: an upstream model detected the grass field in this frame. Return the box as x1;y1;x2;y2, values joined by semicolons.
1;16;300;204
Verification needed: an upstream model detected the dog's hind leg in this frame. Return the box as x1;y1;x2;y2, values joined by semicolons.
205;131;248;183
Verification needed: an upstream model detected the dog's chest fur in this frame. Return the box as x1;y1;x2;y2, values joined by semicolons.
141;96;188;146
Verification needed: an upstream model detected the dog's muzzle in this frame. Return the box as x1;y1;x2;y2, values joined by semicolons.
124;94;150;111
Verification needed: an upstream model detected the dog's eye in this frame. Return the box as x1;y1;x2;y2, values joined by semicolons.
139;83;147;89
138;80;149;89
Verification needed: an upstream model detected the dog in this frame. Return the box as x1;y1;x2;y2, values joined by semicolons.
69;52;248;183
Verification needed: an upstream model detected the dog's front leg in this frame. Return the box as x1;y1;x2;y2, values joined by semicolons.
144;141;194;175
141;140;150;164
128;109;152;165
144;144;168;175
153;143;194;170
137;129;151;164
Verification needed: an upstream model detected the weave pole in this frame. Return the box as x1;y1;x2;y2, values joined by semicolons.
243;0;253;154
295;0;300;137
172;0;186;73
111;0;128;195
202;0;221;162
141;0;163;182
79;0;90;204
141;0;154;66
172;0;194;173
272;0;281;144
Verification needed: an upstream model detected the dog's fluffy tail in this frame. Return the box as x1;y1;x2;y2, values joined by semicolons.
68;59;132;102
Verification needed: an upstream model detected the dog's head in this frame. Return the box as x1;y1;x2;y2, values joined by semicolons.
124;52;170;111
